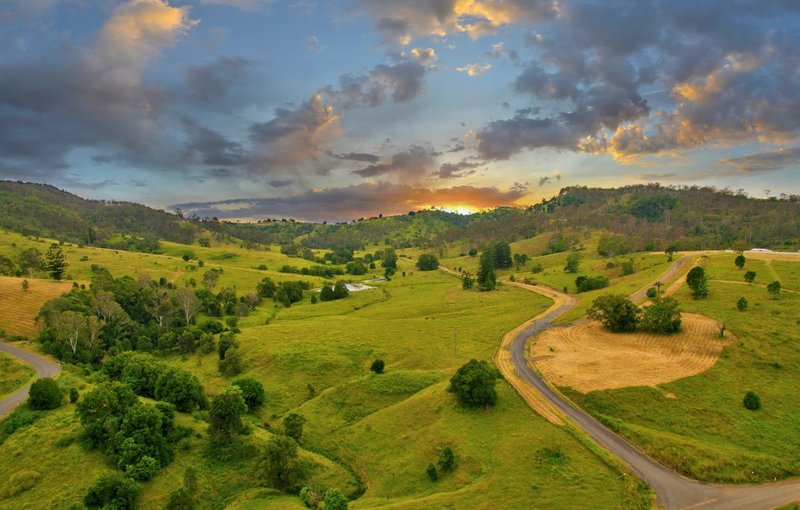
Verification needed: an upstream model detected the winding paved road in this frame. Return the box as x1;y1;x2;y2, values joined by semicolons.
502;258;800;509
0;341;61;417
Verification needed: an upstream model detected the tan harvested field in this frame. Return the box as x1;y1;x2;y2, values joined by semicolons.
531;313;730;393
0;276;73;338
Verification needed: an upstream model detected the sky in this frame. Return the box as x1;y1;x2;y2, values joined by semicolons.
1;0;799;222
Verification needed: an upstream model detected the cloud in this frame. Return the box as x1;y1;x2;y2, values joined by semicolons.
537;176;551;186
306;35;325;53
199;0;275;10
719;147;800;173
409;47;437;65
0;0;196;179
184;56;253;106
171;181;527;222
181;117;250;166
486;42;518;62
457;63;492;76
352;145;436;179
248;94;339;173
324;60;428;108
331;152;381;163
436;159;481;179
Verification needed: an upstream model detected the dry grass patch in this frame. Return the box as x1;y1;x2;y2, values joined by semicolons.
531;313;730;393
0;277;72;338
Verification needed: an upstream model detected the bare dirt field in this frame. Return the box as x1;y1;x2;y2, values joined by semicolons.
0;276;72;338
530;313;730;393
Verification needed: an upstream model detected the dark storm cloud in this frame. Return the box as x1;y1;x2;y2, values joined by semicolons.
171;181;526;222
719;147;800;174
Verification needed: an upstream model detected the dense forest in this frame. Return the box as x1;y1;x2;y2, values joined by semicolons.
3;181;799;253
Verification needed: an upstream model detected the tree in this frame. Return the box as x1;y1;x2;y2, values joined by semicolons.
323;487;348;510
477;249;496;291
208;387;247;446
370;359;385;374
319;285;335;301
77;382;138;448
587;294;640;332
283;413;306;442
232;377;265;411
382;249;398;279
91;290;124;322
461;272;474;290
219;347;244;376
416;254;440;271
176;288;202;325
154;368;206;412
645;286;658;299
45;243;68;281
468;248;478;257
734;255;746;270
744;271;756;284
21;279;29;291
333;281;350;299
256;435;307;492
69;387;80;403
257;277;277;298
737;297;748;311
492;241;513;268
53;310;86;354
447;359;499;409
218;332;238;360
28;377;63;410
18;248;43;278
640;297;682;334
665;245;677;262
564;252;581;273
686;266;709;298
203;270;220;291
513;253;529;268
438;446;456;472
145;289;174;329
113;404;174;478
767;280;781;298
426;463;438;481
84;474;140;510
743;391;761;411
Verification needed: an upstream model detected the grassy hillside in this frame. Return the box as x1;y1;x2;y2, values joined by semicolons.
563;254;800;482
0;237;650;509
0;353;33;399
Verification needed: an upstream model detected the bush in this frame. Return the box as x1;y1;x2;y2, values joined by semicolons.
370;359;385;374
84;474;140;510
69;387;79;404
218;347;244;377
426;463;438;481
127;455;160;481
737;297;748;311
283;413;306;442
743;391;761;411
232;377;265;411
323;487;348;510
438;446;456;472
575;275;609;293
416;254;440;271
299;486;322;509
28;378;62;410
447;359;499;409
645;287;658;299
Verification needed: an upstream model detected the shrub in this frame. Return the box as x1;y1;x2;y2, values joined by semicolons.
447;359;499;409
218;347;244;377
232;377;265;411
575;275;609;293
767;280;781;298
127;455;160;481
743;391;761;411
645;287;658;299
737;297;748;311
416;254;440;271
69;387;79;404
84;474;140;510
370;359;385;374
323;487;348;510
28;378;62;410
621;259;635;275
299;486;322;509
426;463;438;481
438;447;456;472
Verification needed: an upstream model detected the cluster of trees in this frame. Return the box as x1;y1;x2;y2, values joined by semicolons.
0;243;68;281
588;294;682;334
319;281;350;302
257;277;313;307
278;264;344;278
575;275;609;293
426;446;457;482
36;268;255;364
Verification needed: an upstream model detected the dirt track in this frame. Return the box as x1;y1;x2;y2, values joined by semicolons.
0;341;61;417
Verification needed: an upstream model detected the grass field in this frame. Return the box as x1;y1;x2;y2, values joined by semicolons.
563;255;800;483
0;276;73;339
0;352;33;399
0;242;650;509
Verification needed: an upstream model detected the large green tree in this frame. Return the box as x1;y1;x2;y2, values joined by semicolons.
640;297;682;333
416;253;440;271
447;359;500;409
686;266;709;298
587;294;640;332
477;249;496;291
208;387;247;446
45;243;68;281
256;435;308;492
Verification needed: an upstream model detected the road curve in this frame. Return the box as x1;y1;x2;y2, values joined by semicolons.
0;341;61;417
502;258;800;510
